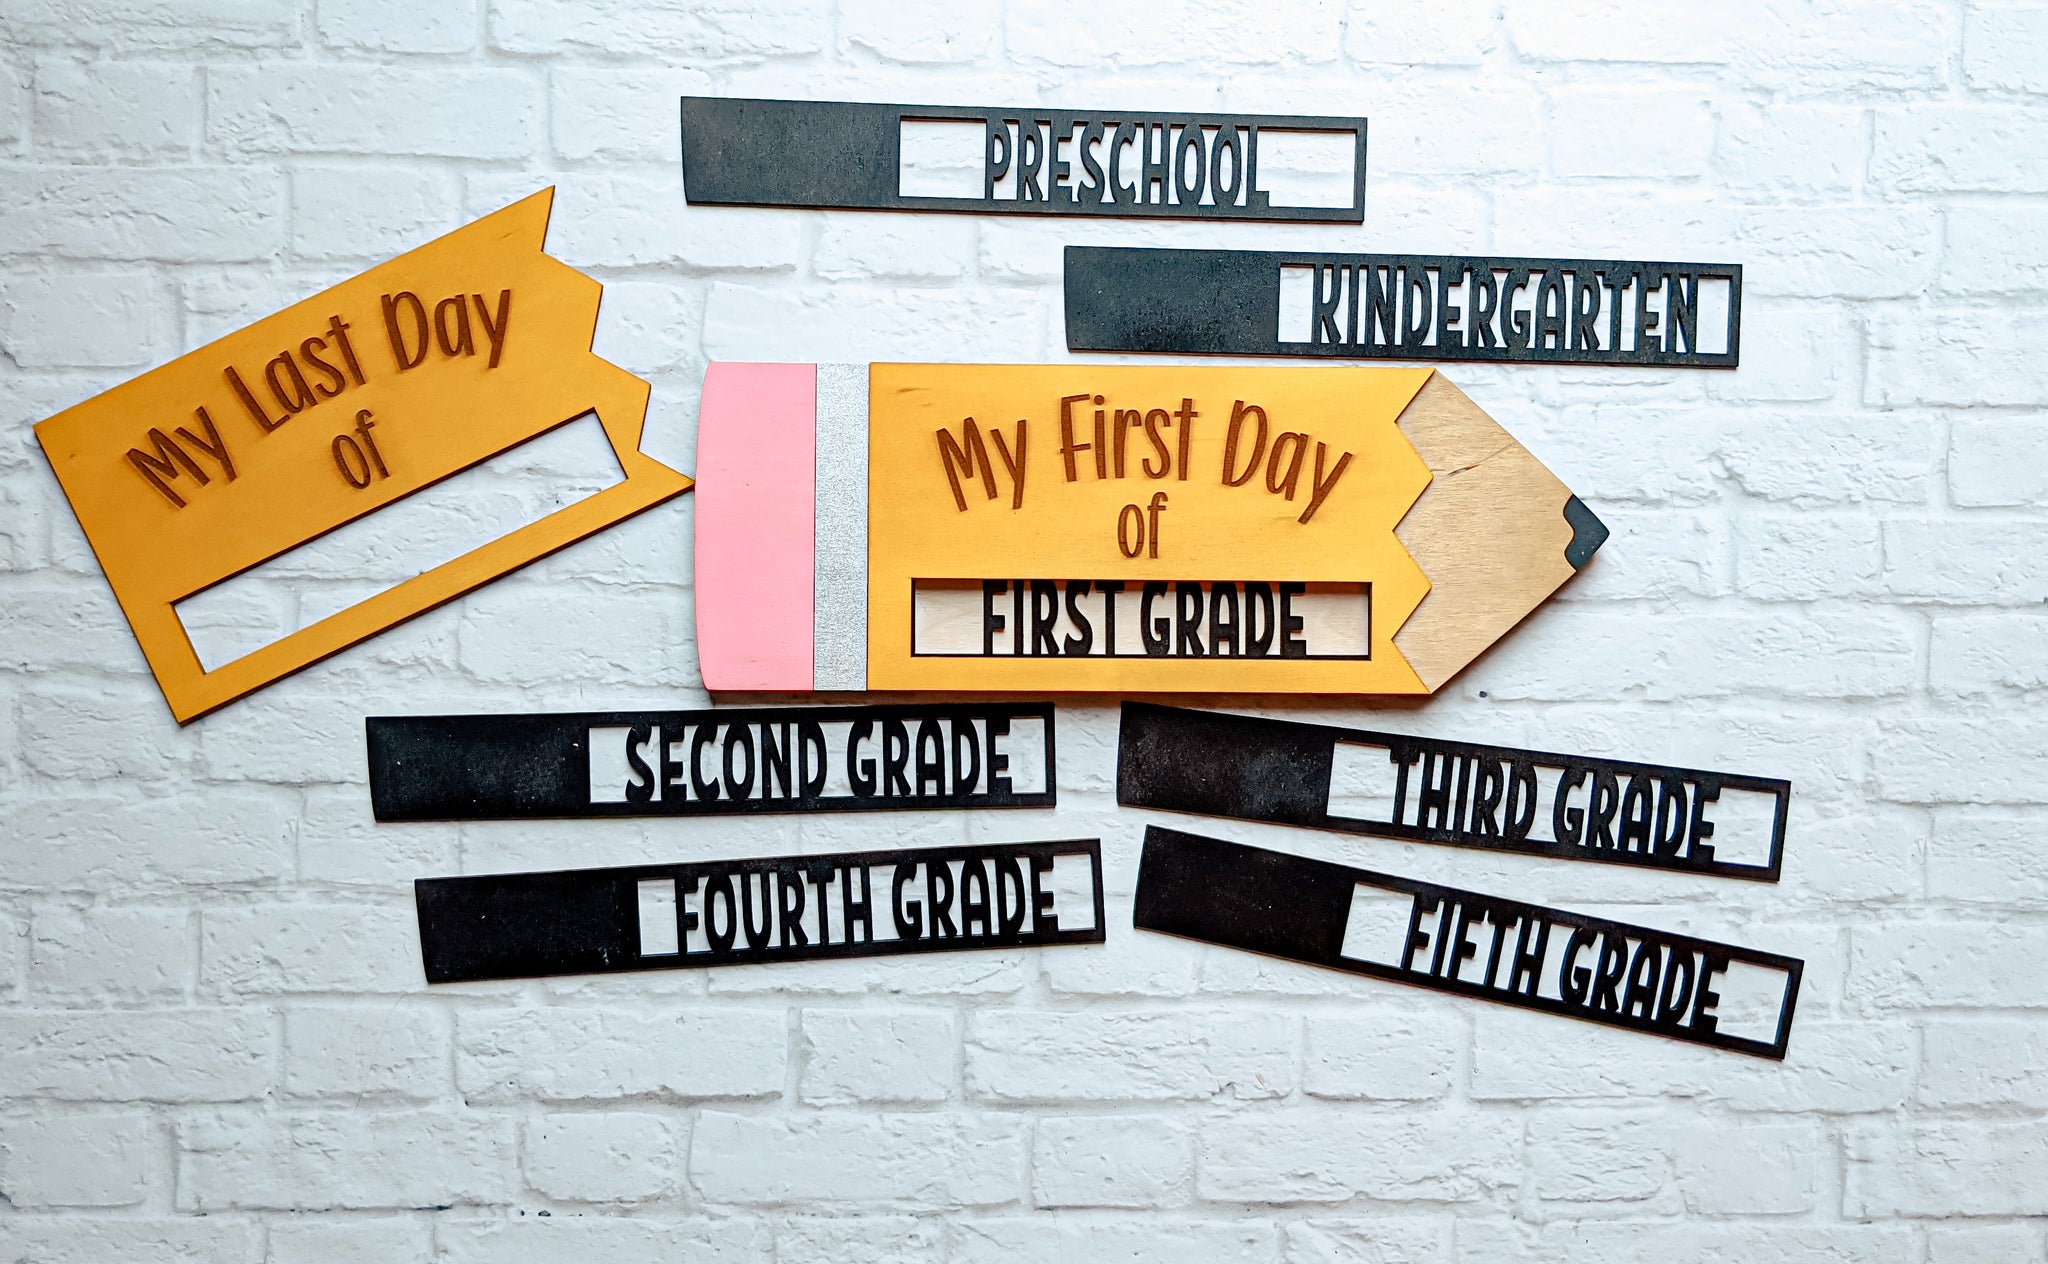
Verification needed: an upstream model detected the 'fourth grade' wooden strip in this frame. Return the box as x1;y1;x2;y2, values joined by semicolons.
694;363;1609;697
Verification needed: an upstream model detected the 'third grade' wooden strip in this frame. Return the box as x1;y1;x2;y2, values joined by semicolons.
1133;827;1803;1059
416;839;1105;983
681;98;1366;222
367;703;1055;820
1065;246;1742;367
693;363;1606;696
1117;703;1789;881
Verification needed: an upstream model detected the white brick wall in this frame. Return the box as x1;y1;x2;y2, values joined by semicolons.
0;2;2043;1259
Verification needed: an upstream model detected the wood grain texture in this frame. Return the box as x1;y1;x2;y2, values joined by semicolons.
1392;372;1581;691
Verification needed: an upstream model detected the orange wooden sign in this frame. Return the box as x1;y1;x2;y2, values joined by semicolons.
35;189;691;722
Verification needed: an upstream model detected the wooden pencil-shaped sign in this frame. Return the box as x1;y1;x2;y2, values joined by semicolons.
695;364;1606;695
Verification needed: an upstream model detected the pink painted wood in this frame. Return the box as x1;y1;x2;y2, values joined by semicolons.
693;362;816;691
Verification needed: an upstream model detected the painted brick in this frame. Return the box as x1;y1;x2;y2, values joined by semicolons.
1006;0;1343;66
1964;4;2048;91
33;60;198;154
1874;106;2048;194
433;1217;770;1263
30;905;190;1001
800;1009;954;1104
1526;1110;1674;1208
1945;206;2048;294
1848;922;2048;1010
522;1111;683;1203
1282;1219;1448;1264
0;1113;151;1206
690;1111;1027;1210
1869;309;2048;406
1948;418;2048;506
955;1218;1281;1264
318;0;478;52
1742;0;1955;91
1871;718;2048;803
965;1010;1294;1102
840;0;998;63
1714;104;1865;195
0;271;166;369
0;0;299;50
1927;1223;2048;1264
457;1007;787;1101
487;0;831;59
1671;1120;1823;1214
552;70;717;163
179;1108;517;1211
289;166;457;262
1918;1017;2048;1108
0;169;284;262
1733;515;1883;600
1708;302;1851;402
1032;1115;1192;1208
0;788;294;889
1929;808;2048;904
815;214;977;282
267;1217;430;1264
702;283;1049;362
0;1009;274;1101
208;67;541;159
1846;1122;2048;1217
0;1217;260;1263
773;1216;943;1264
1344;6;1497;64
1499;1222;1915;1263
1931;611;2048;696
1506;0;1739;62
1883;519;2048;603
284;1004;448;1099
1549;90;1716;179
201;903;419;995
1303;1010;1457;1101
1198;1110;1518;1204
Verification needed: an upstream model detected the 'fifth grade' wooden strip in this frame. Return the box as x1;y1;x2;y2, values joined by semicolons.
694;363;1608;697
1134;827;1803;1059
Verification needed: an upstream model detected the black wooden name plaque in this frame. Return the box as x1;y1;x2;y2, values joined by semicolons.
1117;703;1788;881
681;98;1367;222
1134;828;1801;1059
1066;246;1741;367
368;703;1055;821
417;839;1106;983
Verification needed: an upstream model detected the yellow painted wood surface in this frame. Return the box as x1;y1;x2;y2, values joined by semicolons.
35;189;692;722
865;363;1438;693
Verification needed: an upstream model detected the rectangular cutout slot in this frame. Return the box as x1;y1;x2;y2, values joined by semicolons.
637;879;680;956
1338;883;1413;968
176;413;624;673
911;580;1369;659
1254;129;1361;210
899;118;986;199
